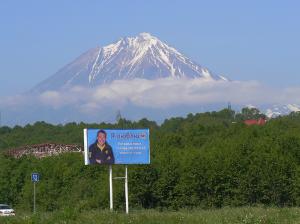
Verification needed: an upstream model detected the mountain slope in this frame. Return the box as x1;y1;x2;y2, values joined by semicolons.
31;33;227;93
265;104;300;118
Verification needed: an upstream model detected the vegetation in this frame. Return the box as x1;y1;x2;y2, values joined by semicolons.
2;207;300;224
0;108;300;213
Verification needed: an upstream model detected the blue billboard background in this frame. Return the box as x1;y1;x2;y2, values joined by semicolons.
86;129;150;164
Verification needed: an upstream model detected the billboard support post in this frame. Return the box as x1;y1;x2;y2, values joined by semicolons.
110;166;129;214
109;165;113;211
125;165;129;214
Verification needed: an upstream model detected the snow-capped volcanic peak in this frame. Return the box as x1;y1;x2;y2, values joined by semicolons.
31;32;227;93
88;32;224;83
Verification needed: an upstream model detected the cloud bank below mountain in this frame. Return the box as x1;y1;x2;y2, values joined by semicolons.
1;78;300;126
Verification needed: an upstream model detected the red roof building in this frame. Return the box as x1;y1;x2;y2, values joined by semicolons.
244;118;266;126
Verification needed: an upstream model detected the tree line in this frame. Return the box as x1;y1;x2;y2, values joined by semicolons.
0;108;299;211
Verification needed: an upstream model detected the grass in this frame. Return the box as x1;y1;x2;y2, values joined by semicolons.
1;207;300;224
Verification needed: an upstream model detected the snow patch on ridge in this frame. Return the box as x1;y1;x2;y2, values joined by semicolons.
287;104;300;112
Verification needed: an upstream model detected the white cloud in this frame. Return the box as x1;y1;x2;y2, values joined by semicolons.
1;78;300;125
75;78;297;108
2;78;300;110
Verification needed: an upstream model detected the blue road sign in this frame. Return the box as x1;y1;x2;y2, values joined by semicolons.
31;173;39;182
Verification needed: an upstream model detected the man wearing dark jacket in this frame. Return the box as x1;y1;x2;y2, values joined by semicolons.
89;130;115;164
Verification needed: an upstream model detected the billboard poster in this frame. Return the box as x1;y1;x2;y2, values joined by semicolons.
84;129;150;165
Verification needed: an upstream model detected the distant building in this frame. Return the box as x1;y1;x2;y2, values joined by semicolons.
244;118;267;126
6;143;83;159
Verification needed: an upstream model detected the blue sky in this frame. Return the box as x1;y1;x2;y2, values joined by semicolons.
0;0;299;97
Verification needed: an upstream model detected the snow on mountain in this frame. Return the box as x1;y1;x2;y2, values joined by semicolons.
236;103;300;118
287;104;300;112
265;104;300;118
31;32;227;93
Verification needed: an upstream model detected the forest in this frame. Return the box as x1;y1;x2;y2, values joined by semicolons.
0;108;299;212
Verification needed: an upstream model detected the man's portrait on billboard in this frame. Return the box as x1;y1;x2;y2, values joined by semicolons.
89;130;115;164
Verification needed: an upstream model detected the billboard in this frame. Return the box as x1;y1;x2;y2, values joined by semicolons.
84;129;150;165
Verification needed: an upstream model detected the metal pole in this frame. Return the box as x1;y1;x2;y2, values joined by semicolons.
109;165;113;211
83;129;89;165
33;182;36;213
125;165;129;214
